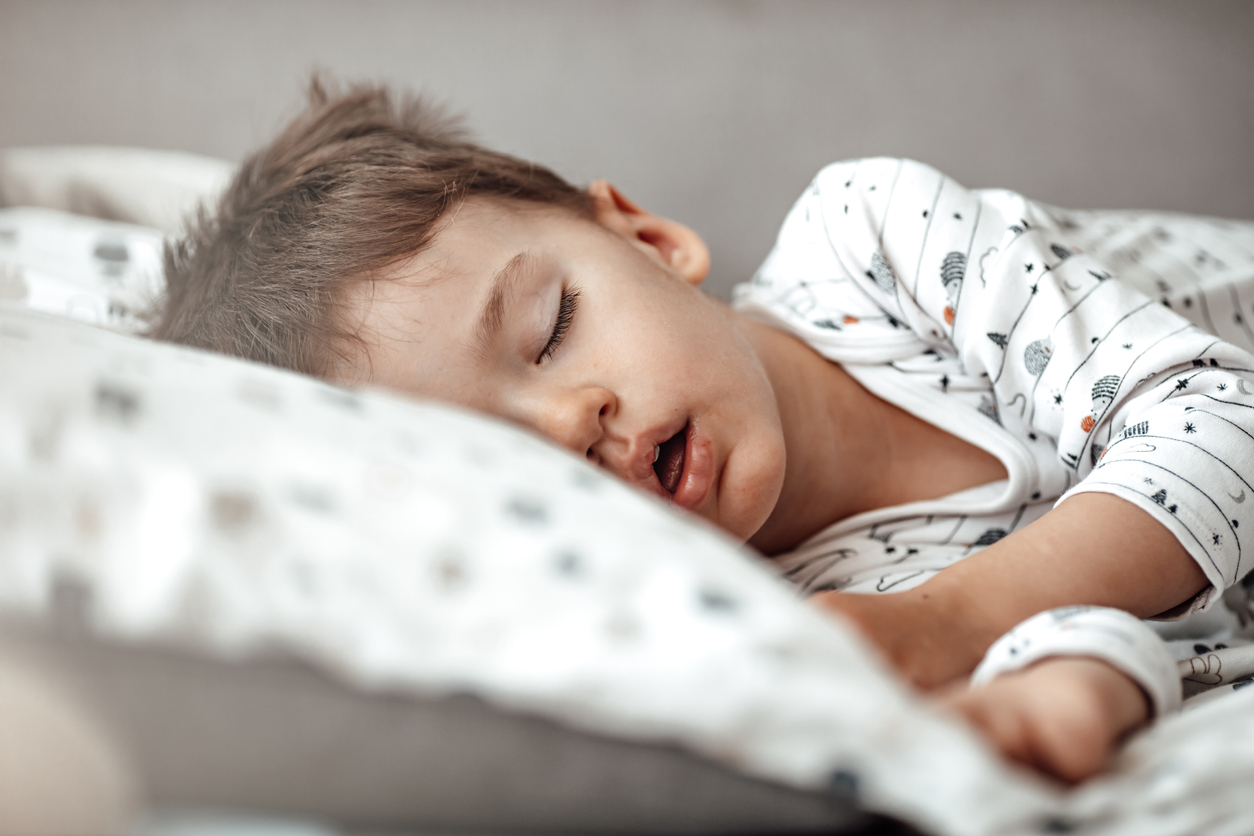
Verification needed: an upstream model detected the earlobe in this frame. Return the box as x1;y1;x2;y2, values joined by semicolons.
588;180;709;286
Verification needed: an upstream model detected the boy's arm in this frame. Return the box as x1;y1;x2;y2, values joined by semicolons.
818;490;1206;689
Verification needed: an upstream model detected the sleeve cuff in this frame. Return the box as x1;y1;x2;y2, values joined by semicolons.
970;606;1182;717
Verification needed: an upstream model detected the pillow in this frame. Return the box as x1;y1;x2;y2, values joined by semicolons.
0;305;1046;835
0;206;165;333
0;146;234;236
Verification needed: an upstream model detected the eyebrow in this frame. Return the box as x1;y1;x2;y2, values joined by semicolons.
475;251;533;352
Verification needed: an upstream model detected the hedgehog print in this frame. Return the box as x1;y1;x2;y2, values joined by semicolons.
868;252;898;295
1081;375;1121;433
1024;337;1053;376
940;251;966;325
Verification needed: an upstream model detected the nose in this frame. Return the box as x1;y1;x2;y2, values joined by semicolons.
527;386;617;458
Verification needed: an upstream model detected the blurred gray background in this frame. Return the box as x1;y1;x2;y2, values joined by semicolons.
1;0;1251;300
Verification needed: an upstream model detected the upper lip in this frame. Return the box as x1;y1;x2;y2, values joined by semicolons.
613;419;687;499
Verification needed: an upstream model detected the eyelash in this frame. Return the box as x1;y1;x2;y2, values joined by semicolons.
538;287;580;363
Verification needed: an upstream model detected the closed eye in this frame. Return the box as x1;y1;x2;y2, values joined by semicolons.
538;287;580;363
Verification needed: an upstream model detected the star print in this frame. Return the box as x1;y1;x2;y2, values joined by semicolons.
1025;263;1035;274
940;375;951;392
1054;394;1064;404
953;212;962;220
1176;378;1190;391
922;210;929;218
1122;343;1133;349
1143;477;1155;485
1030;284;1039;294
1218;383;1229;392
1185;422;1197;434
1213;534;1222;546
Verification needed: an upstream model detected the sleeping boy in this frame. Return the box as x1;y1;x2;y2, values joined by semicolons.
153;80;1254;783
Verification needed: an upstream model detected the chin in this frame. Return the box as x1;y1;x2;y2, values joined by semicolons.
713;450;786;544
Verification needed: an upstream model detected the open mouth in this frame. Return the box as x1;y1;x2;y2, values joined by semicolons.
653;424;688;494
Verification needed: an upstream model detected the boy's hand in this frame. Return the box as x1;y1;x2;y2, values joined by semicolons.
938;656;1150;783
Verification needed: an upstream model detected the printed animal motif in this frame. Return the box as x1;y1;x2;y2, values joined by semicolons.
1081;375;1121;433
868;252;898;295
1091;374;1120;408
940;251;966;325
1024;337;1053;376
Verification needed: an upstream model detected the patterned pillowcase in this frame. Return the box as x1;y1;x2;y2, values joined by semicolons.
0;303;1032;832
0;207;165;333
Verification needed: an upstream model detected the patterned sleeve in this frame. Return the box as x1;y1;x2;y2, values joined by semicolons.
740;157;1254;614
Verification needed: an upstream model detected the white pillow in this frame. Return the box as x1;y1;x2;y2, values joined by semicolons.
0;146;233;236
0;305;1042;834
0;206;165;333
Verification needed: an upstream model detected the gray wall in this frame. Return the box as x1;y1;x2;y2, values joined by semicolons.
1;0;1251;299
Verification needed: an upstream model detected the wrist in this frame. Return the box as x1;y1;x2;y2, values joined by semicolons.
899;572;1005;685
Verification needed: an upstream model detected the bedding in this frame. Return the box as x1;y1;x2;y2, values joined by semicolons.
0;303;1030;835
4;147;1254;836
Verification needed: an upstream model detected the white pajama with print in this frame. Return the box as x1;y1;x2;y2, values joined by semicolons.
734;158;1254;707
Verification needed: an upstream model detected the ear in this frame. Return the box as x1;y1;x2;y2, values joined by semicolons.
587;180;709;286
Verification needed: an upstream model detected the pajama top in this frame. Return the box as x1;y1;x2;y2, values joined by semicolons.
733;158;1254;701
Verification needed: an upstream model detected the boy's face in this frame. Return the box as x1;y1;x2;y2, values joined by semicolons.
337;186;787;541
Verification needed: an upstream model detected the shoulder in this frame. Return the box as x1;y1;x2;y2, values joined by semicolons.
807;158;952;204
788;158;976;259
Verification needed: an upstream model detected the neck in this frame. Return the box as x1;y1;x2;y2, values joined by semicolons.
739;315;902;554
737;314;1008;555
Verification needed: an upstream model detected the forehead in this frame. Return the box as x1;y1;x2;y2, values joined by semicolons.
331;198;594;385
386;197;596;282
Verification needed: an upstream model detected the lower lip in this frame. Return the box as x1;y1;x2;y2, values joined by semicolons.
671;423;714;512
